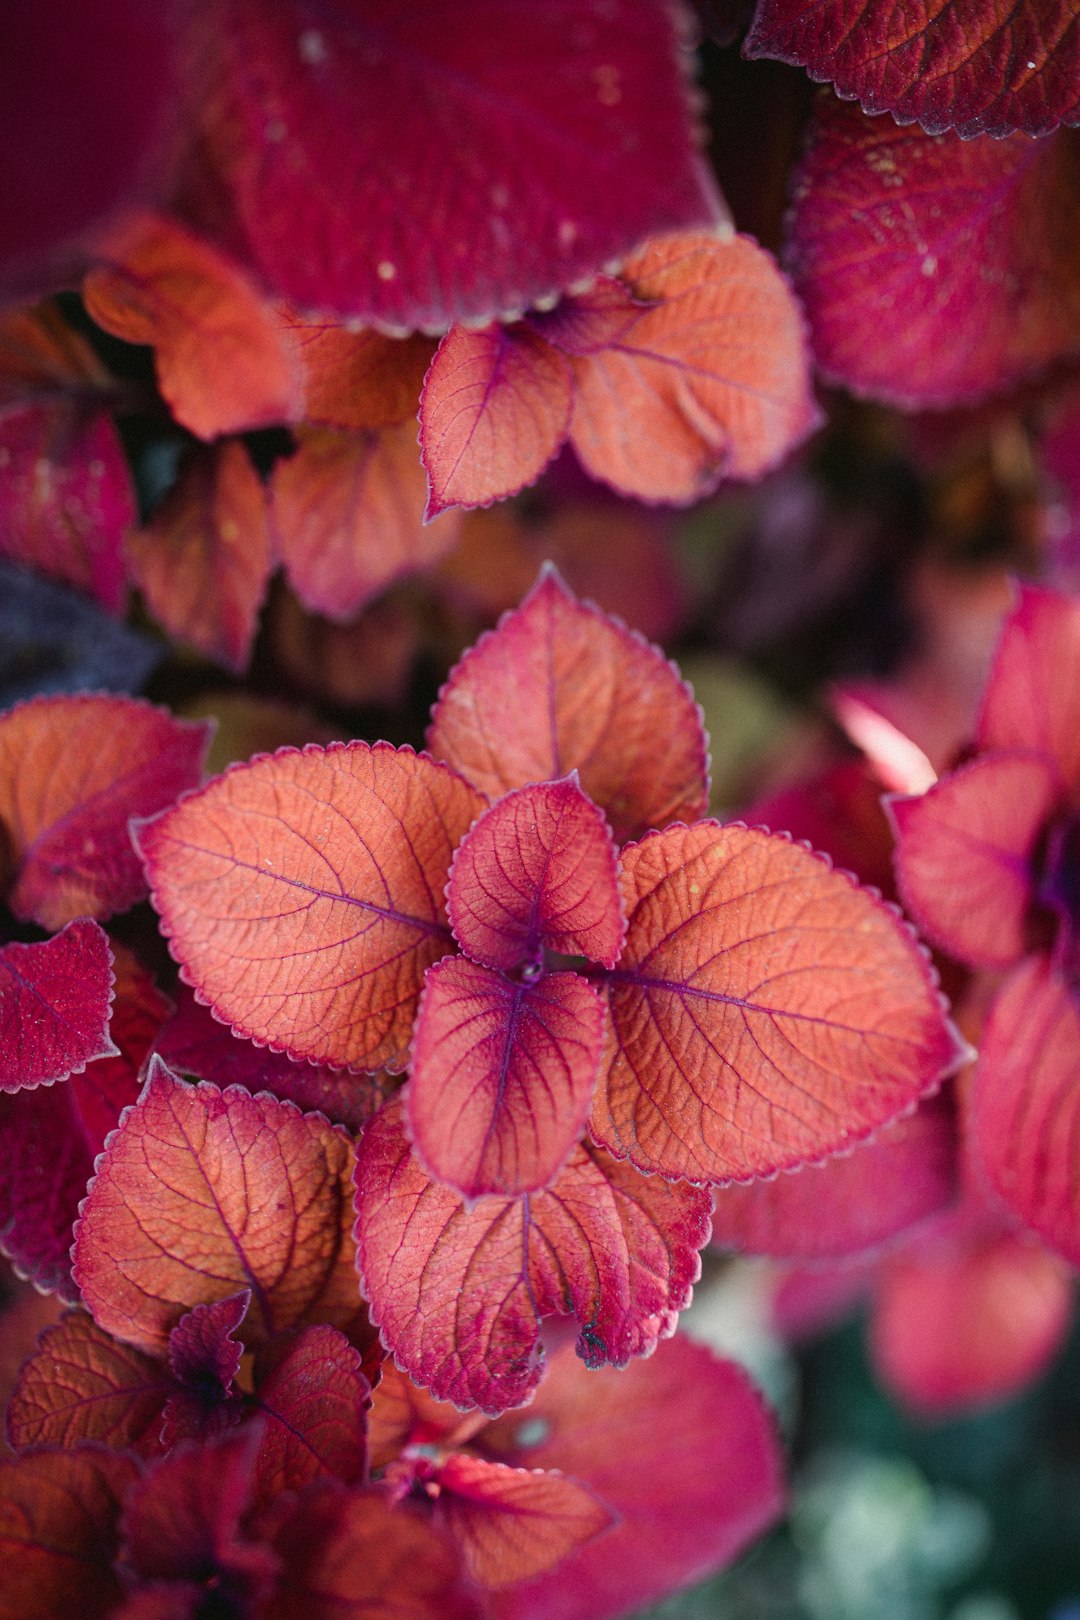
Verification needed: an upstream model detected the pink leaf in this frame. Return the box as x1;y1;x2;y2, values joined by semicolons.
786;99;1080;406
429;567;709;845
711;1094;957;1261
977;581;1080;791
0;694;210;930
355;1097;710;1415
137;742;485;1071
73;1058;358;1353
745;0;1080;139
0;919;116;1093
484;1335;785;1620
252;1324;370;1502
407;959;604;1199
434;1453;611;1589
972;955;1080;1265
447;778;624;972
272;423;462;623
126;439;273;674
420;324;573;515
888;750;1062;970
182;0;721;328
593;823;964;1183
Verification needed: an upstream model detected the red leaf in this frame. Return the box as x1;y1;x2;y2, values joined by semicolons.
153;985;388;1133
484;1335;785;1620
251;1324;370;1503
745;0;1080;139
127;439;273;673
73;1058;358;1353
972;955;1080;1265
786;100;1080;407
447;778;624;972
593;823;963;1183
5;1310;168;1453
977;582;1080;791
272;424;462;623
70;942;171;1145
182;0;720;329
0;305;133;612
429;568;708;845
355;1098;710;1415
711;1094;957;1261
138;742;484;1070
265;1486;480;1620
280;314;434;430
419;324;572;516
870;1204;1073;1416
0;919;116;1093
434;1453;611;1589
407;959;604;1199
0;1444;139;1620
567;234;821;501
83;213;302;439
888;751;1061;970
0;693;210;931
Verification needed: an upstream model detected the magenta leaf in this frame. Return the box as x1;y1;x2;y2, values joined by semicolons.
0;918;116;1093
889;750;1062;970
786;98;1080;407
447;777;625;972
183;0;721;329
977;582;1080;790
745;0;1080;139
355;1098;711;1415
167;1292;249;1396
406;959;604;1199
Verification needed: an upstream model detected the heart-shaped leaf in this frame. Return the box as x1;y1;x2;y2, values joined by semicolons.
593;823;963;1183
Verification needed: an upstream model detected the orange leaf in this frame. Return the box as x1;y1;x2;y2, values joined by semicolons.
593;823;964;1183
566;233;820;502
137;742;485;1070
280;312;433;430
436;1454;611;1588
73;1058;358;1354
6;1310;167;1453
84;213;302;439
127;439;273;672
420;323;572;514
272;423;462;622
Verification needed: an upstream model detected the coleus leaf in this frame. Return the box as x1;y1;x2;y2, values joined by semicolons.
407;959;604;1199
428;567;709;845
483;1335;785;1620
0;939;168;1295
869;1202;1073;1416
972;955;1080;1265
0;918;116;1092
280;313;434;430
182;0;721;330
0;1444;139;1620
786;99;1080;407
744;0;1080;139
83;212;302;440
251;1324;370;1504
888;750;1062;970
152;984;389;1133
447;777;625;973
271;423;462;623
138;742;485;1070
420;323;574;516
73;1058;358;1353
264;1485;480;1620
563;233;821;503
0;693;210;930
432;1454;611;1589
977;581;1080;788
6;1309;168;1453
710;1093;957;1261
126;439;273;673
0;305;133;612
592;823;963;1183
355;1097;710;1415
167;1291;248;1394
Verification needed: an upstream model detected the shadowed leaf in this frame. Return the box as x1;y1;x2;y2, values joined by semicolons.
281;314;434;430
435;1454;611;1588
252;1324;369;1503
